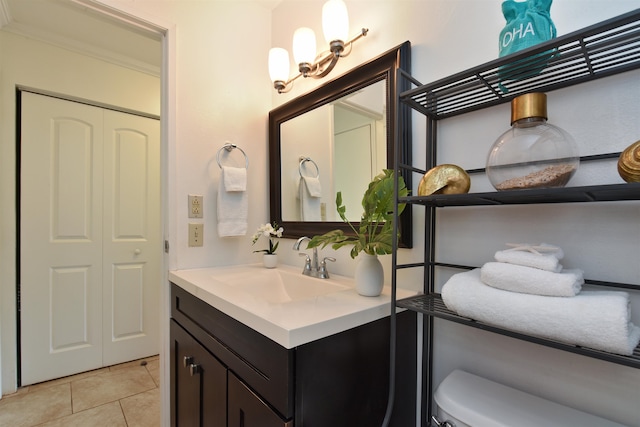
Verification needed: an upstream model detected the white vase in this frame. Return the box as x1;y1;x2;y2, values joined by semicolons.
355;253;384;297
263;254;278;268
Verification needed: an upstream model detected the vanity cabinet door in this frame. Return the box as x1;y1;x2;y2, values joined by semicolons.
228;372;292;427
171;320;226;427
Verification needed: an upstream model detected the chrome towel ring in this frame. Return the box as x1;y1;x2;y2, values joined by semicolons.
216;142;249;169
299;156;320;178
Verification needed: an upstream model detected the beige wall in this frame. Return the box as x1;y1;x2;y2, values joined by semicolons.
100;0;274;271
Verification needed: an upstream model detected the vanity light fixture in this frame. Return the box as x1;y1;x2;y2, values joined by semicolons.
268;0;368;93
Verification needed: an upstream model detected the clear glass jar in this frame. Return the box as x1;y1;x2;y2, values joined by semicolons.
486;93;579;191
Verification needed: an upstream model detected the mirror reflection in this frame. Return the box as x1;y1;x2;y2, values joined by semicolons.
269;41;412;247
281;80;386;222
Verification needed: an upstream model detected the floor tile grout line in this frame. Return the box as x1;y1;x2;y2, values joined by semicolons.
67;366;158;416
0;356;160;426
118;399;130;427
3;355;159;400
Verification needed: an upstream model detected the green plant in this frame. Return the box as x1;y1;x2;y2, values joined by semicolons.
308;169;408;259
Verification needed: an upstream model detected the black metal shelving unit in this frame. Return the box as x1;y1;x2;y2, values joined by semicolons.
391;9;640;426
404;182;640;206
400;9;640;118
397;293;640;368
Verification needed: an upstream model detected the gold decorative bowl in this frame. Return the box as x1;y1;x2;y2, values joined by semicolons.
618;140;640;183
418;164;471;196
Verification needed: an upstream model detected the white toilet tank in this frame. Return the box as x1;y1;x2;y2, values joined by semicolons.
433;370;626;427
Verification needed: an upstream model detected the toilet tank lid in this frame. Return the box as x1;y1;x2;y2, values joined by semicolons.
434;370;626;427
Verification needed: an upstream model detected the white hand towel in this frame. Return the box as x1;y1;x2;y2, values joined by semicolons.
441;269;640;356
302;175;322;197
222;166;246;192
299;177;321;221
217;166;247;237
495;243;564;272
480;262;583;297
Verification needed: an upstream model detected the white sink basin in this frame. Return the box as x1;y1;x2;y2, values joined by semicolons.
211;267;350;304
170;265;418;348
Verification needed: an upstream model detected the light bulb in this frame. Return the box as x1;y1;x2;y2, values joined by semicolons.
322;0;349;43
293;27;317;66
268;48;290;83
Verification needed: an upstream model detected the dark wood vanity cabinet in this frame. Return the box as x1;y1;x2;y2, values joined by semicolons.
171;318;287;427
170;283;293;427
170;283;416;427
228;372;290;427
171;320;226;427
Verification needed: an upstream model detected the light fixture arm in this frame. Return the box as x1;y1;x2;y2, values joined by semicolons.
309;53;340;79
338;27;368;57
276;28;369;93
274;72;303;93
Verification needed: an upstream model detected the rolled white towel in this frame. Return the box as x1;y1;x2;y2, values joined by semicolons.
495;243;564;272
441;269;640;356
480;262;583;297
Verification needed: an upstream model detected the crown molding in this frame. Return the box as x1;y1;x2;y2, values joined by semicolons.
69;0;165;39
0;0;11;28
2;20;160;76
1;0;161;76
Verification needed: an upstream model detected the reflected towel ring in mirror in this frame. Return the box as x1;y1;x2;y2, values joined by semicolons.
216;142;249;169
268;41;412;248
299;156;320;178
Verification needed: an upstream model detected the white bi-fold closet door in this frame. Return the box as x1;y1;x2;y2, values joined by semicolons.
20;92;161;386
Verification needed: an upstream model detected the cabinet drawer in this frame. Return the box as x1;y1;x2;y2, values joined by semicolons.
171;284;294;418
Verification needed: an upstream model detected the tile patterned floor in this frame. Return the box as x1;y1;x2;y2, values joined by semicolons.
0;356;160;427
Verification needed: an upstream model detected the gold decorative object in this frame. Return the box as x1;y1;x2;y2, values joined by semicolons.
418;164;471;196
618;140;640;183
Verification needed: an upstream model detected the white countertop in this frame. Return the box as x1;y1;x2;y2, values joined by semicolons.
169;264;417;349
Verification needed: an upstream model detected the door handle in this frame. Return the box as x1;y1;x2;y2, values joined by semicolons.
183;356;193;368
189;364;201;376
134;248;141;255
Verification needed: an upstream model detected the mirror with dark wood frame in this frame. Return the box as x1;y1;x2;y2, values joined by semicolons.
269;41;412;247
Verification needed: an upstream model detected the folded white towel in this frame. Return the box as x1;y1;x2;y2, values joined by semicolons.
302;175;322;197
441;269;640;356
222;166;246;192
217;167;247;237
298;177;321;221
480;262;583;297
495;243;564;272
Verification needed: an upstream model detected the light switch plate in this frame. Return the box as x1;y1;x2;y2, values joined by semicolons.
188;194;203;218
188;223;203;247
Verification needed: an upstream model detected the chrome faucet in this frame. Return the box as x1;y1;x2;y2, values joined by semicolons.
293;236;335;279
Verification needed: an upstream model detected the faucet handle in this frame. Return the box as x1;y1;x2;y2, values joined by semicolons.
299;253;312;275
317;257;336;279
